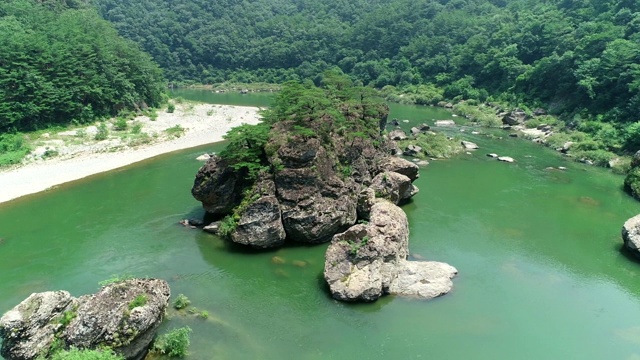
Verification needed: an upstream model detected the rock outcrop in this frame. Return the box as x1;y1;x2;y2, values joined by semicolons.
0;279;170;360
324;201;457;302
191;155;248;215
622;214;640;258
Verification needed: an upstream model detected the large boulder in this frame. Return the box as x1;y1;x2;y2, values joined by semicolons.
0;291;76;360
377;157;419;182
324;201;457;302
388;129;407;141
0;279;170;360
622;214;640;258
388;261;457;298
192;155;247;215
324;201;410;302
502;109;528;125
231;195;286;248
370;171;418;204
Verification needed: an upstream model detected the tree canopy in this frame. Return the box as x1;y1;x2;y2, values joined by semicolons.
0;0;166;132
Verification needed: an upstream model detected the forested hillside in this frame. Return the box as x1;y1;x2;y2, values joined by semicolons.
0;0;166;133
97;0;639;131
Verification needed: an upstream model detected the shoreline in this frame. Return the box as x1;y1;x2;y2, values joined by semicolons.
0;103;261;205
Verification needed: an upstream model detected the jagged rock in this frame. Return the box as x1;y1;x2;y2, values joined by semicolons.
192;155;247;215
388;261;457;298
403;145;422;157
0;291;76;360
231;195;286;248
390;118;400;126
356;187;376;219
498;156;515;163
324;201;456;302
435;120;455;127
410;127;421;136
388;129;407;141
324;201;410;302
276;167;357;243
377;157;419;182
533;108;547;116
0;279;170;360
623;214;640;258
418;123;430;131
502;109;528;125
461;141;479;150
370;171;418;204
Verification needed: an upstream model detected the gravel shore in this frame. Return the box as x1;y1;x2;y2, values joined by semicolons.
0;103;261;204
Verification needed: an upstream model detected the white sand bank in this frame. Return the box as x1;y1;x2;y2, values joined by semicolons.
0;103;261;204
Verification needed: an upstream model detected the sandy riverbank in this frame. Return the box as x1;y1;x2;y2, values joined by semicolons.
0;103;261;204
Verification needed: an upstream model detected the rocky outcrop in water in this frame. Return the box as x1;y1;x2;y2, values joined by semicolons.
191;84;424;248
622;214;640;258
0;279;170;360
324;200;457;302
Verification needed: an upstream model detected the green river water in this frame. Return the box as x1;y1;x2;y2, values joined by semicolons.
2;90;640;359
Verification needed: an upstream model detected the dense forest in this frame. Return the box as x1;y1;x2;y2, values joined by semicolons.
96;0;640;131
0;0;166;133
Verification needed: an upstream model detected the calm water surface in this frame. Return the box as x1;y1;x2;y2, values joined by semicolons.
1;91;640;359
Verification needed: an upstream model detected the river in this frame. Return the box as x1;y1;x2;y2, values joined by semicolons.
1;90;640;359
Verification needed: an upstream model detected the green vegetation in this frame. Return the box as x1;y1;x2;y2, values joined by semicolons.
167;103;176;113
98;274;134;287
58;310;76;327
0;0;165;133
152;327;192;357
342;236;370;257
164;125;185;139
0;133;30;166
50;348;123;360
399;133;462;159
128;294;147;310
94;123;109;141
173;294;190;310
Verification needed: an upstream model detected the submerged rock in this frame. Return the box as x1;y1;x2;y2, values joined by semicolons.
498;156;515;163
461;141;479;150
0;279;170;360
435;120;455;127
388;261;457;298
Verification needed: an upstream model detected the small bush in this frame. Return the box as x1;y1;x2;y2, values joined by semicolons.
173;294;190;310
113;117;128;131
0;133;30;166
217;215;237;238
164;125;185;138
95;123;109;140
59;310;76;327
149;109;158;121
167;103;176;113
128;294;148;310
625;167;640;199
152;327;192;357
198;310;209;319
131;122;142;134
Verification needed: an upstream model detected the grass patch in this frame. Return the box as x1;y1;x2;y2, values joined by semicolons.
0;133;30;166
164;125;185;139
128;294;148;310
98;274;134;287
398;132;462;159
50;347;123;360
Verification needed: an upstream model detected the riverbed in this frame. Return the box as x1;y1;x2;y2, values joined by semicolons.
1;91;640;359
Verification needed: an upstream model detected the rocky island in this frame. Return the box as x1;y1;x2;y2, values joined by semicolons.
191;76;457;302
0;278;170;360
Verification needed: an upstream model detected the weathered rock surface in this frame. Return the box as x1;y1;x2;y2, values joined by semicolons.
324;201;457;302
370;172;418;205
0;291;76;360
231;195;286;248
622;214;640;258
377;157;419;182
0;279;170;360
388;129;407;141
192;155;248;215
403;145;422;157
502;109;528;125
388;261;457;298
